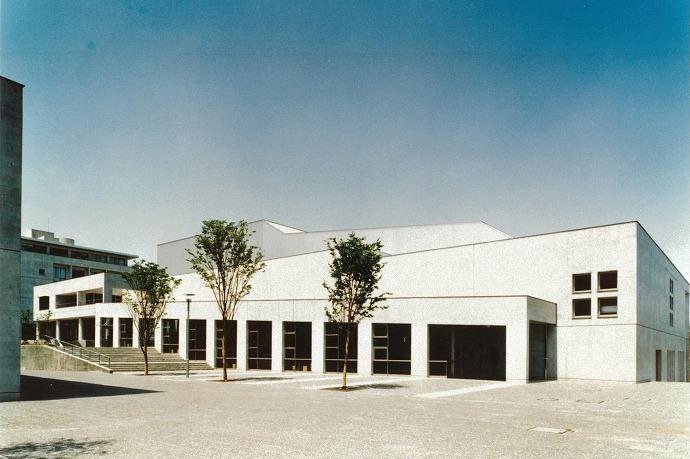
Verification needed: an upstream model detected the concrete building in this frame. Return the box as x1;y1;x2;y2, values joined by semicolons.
35;220;689;383
1;76;23;402
20;228;136;335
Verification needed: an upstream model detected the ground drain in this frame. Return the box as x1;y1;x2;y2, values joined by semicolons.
528;427;573;434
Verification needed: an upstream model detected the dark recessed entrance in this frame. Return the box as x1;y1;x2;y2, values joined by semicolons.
324;322;357;373
247;321;272;370
372;323;411;375
100;318;113;347
215;320;237;369
162;319;179;353
188;319;207;360
529;322;547;381
428;325;506;381
119;318;133;347
59;319;78;343
283;321;311;371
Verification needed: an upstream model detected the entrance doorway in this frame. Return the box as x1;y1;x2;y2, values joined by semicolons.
372;323;411;375
324;322;357;373
162;319;179;353
188;320;206;360
215;320;237;369
283;321;311;371
529;322;547;381
119;318;133;347
247;321;272;370
100;318;113;347
428;325;506;380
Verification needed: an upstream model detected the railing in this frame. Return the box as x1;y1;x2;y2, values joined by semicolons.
43;335;111;368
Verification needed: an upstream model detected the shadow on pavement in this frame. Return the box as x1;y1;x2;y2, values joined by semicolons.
322;384;405;391
20;375;160;401
0;438;112;458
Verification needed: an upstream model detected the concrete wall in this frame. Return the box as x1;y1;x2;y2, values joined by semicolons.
0;76;23;402
21;345;105;372
636;226;689;381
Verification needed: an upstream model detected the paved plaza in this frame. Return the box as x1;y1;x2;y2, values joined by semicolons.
1;370;689;458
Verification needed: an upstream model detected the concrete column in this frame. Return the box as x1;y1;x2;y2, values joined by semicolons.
113;317;120;347
78;318;84;342
311;320;324;373
411;322;428;376
358;320;372;375
206;319;215;367
236;320;247;371
55;320;61;340
179;317;188;361
94;317;101;347
154;321;163;353
132;320;140;349
506;320;529;382
272;320;282;372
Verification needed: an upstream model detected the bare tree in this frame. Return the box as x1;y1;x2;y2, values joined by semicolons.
122;260;180;375
187;220;265;382
323;233;389;389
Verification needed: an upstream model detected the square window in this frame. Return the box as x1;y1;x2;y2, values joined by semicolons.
572;273;591;292
38;296;49;310
598;297;618;316
572;298;591;318
598;271;617;291
38;268;45;276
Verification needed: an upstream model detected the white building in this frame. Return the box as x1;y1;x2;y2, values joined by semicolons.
35;220;689;383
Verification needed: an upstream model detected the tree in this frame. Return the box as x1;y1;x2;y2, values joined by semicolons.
122;260;181;375
323;233;389;389
187;220;265;382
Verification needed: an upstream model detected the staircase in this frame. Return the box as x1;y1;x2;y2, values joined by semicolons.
83;347;213;372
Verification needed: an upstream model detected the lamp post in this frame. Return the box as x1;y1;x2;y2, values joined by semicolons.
185;293;195;378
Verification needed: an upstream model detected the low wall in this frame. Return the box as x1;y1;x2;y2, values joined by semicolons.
21;345;107;372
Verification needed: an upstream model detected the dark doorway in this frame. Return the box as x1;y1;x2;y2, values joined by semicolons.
656;350;662;381
283;322;311;371
81;318;95;346
59;319;78;343
39;321;56;341
324;322;358;373
188;320;207;360
138;319;155;347
372;323;411;375
247;321;272;370
119;318;133;347
529;322;547;381
428;325;506;381
100;318;113;347
215;320;237;369
162;319;179;353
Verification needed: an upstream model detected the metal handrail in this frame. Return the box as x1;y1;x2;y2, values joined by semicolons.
43;335;111;368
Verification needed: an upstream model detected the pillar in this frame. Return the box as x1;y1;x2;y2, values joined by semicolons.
236;320;247;371
311;320;324;373
55;320;61;340
411;322;428;376
94;317;101;347
271;320;282;372
205;319;215;367
358;320;372;375
113;317;120;348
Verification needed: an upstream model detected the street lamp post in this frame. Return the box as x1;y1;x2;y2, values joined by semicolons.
185;293;195;378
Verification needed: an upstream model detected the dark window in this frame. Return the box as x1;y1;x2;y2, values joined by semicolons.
669;278;674;294
22;243;47;254
38;268;45;275
324;322;357;373
372;323;411;375
38;296;49;310
109;256;126;266
49;247;69;257
72;268;87;279
670;312;674;327
138;319;155;347
70;250;89;260
112;295;122;303
188;320;207;360
215;320;237;368
669;296;674;311
53;265;68;281
90;253;108;263
247;321;271;370
56;294;77;308
119;318;133;347
598;271;617;291
100;318;113;347
572;273;591;292
283;321;311;372
163;319;180;353
572;298;591;318
598;297;618;316
85;293;103;305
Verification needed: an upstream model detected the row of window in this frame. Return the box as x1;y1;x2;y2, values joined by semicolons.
572;270;618;318
22;242;128;266
51;264;110;282
572;271;617;293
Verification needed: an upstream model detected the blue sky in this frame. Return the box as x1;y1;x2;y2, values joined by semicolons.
2;1;689;275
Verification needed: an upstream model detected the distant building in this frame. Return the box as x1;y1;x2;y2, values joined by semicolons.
35;219;689;383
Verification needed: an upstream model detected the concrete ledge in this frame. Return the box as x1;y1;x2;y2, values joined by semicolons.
21;345;112;373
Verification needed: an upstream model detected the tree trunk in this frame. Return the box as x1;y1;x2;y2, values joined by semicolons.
143;343;149;375
342;325;350;390
221;317;228;382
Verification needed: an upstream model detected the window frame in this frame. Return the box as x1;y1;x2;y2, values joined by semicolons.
571;298;592;319
597;270;618;292
571;272;592;293
597;296;618;318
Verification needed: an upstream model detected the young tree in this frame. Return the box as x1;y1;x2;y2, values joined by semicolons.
323;233;389;389
122;260;181;375
187;220;265;382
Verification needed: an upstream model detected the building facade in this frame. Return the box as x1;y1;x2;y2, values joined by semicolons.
1;76;23;402
35;220;689;383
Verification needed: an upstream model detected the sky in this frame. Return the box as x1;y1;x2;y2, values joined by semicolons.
1;1;689;275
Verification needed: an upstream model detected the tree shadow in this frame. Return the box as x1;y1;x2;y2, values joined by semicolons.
322;383;405;391
20;375;160;401
0;438;112;458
